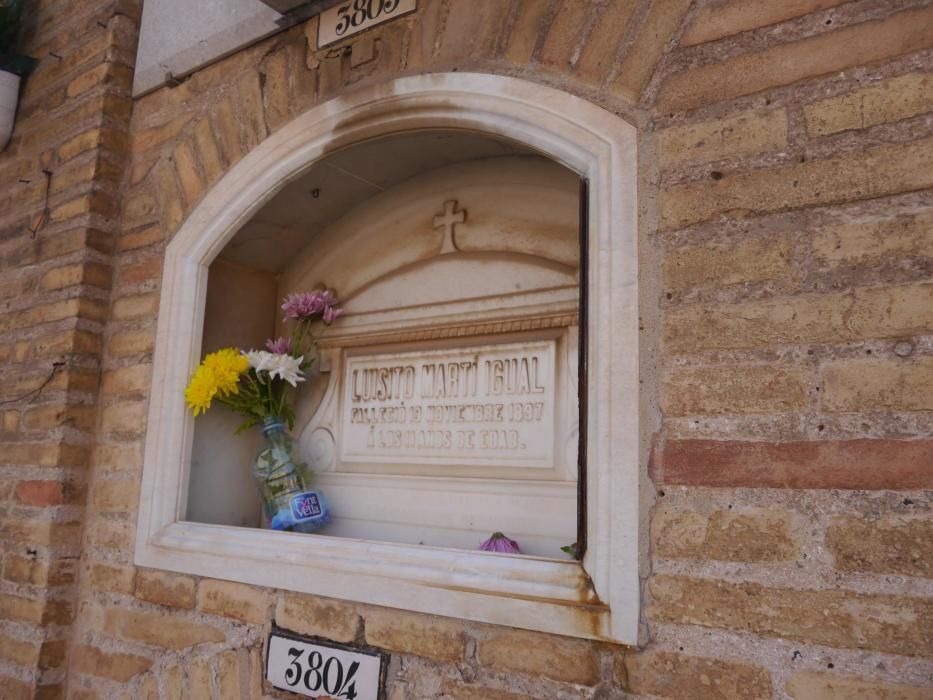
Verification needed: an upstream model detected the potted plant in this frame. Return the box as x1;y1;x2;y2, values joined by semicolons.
1;0;36;151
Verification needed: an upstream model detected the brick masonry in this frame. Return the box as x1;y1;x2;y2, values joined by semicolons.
0;0;930;698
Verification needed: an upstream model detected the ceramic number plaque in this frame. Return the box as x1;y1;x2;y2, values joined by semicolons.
266;632;387;699
318;0;417;47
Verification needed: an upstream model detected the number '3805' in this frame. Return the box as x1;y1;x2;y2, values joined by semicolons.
285;647;360;699
335;0;402;36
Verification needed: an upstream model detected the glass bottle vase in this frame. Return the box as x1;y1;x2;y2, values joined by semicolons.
252;416;330;533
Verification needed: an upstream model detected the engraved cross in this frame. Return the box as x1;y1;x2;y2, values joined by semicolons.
433;199;466;255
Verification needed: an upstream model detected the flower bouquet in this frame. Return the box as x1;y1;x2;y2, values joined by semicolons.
185;290;342;533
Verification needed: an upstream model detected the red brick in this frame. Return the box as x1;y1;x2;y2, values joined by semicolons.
655;439;933;489
14;480;64;507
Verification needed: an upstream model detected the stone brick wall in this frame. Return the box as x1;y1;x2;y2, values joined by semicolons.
0;1;140;697
0;0;930;698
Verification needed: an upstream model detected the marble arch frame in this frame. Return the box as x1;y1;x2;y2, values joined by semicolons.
135;72;640;644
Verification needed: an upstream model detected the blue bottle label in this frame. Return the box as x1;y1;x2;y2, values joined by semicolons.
290;491;323;521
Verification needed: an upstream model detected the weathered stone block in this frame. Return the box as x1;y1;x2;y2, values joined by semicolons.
108;326;157;357
478;628;600;686
613;0;693;100
658;110;787;166
130;114;195;156
574;0;639;84
194;117;226;184
88;562;136;594
680;0;848;46
663;235;792;290
186;656;213;698
117;225;162;253
648;575;933;656
805;72;933;137
664;283;933;352
812;211;933;267
537;0;592;70
172;141;205;207
822;358;933;412
90;479;139;512
786;671;931;699
123;192;159;229
0;593;44;624
658;5;933;112
135;570;196;609
504;0;550;65
137;674;159;700
436;0;505;61
103;607;225;649
197;579;269;625
117;256;163;286
826;516;932;579
162;664;183;700
112;292;160;321
662;365;807;415
658;137;933;230
100;365;152;396
365;608;464;663
276;593;361;643
154;160;186;235
71;644;152;683
653;507;800;562
625;651;772;699
3;554;49;586
84;517;136;553
0;673;33;700
100;400;148;439
440;683;537;700
0;635;40;667
260;48;292;132
217;650;241;700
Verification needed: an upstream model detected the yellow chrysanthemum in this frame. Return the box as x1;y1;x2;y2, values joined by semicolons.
202;348;248;397
185;365;218;416
184;348;248;416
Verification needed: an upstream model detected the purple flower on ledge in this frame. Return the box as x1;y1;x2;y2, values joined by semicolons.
265;336;293;354
479;532;521;554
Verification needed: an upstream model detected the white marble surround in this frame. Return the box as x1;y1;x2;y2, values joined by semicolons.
135;73;640;644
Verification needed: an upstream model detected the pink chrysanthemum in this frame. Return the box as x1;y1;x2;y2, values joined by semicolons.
281;290;342;322
282;291;325;321
265;337;293;354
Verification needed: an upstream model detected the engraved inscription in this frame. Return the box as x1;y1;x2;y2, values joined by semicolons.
340;340;557;467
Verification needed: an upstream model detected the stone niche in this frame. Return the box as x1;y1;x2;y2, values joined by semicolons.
188;130;582;558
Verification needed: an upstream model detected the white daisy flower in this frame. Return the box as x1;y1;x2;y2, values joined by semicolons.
244;350;305;387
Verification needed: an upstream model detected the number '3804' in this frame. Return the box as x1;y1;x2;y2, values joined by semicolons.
285;647;360;699
334;0;402;36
